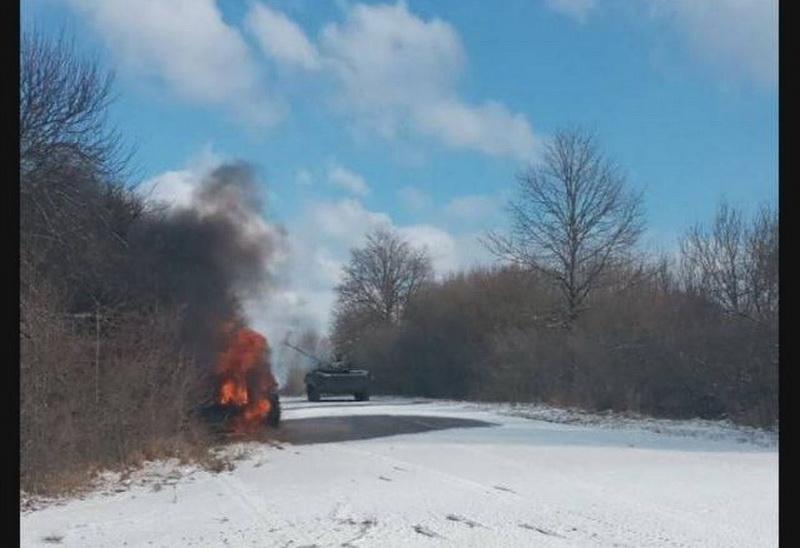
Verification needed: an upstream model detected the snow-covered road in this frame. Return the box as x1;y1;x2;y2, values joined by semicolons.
21;397;778;547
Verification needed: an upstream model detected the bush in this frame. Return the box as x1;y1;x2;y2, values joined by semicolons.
332;262;778;428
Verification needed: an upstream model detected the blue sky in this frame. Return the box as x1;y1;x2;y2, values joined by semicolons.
22;0;778;335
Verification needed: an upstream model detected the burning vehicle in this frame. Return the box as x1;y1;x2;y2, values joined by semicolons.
206;324;281;431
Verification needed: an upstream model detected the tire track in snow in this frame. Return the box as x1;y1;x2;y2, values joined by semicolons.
451;442;728;547
213;471;280;538
314;437;708;547
315;443;582;545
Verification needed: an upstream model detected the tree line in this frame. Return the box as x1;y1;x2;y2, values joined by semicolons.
331;131;778;428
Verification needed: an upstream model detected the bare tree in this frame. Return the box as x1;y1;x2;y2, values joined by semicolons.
680;201;746;315
20;27;137;309
680;201;778;323
20;29;127;181
744;205;778;323
485;129;645;324
334;228;433;327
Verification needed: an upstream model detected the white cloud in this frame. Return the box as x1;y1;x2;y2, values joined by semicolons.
320;2;464;112
70;0;539;155
327;165;370;196
138;169;197;210
252;197;392;336
275;195;498;332
453;231;498;272
417;100;537;160
319;1;537;159
137;144;224;209
245;2;320;70
398;186;432;211
69;0;281;126
397;224;458;273
309;197;390;243
546;0;777;87
658;0;778;86
545;0;596;24
304;198;478;278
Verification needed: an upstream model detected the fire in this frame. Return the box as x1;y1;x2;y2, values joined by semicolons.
215;325;277;432
219;380;248;406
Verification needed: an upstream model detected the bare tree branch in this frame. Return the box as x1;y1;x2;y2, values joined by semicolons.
484;128;645;324
679;201;778;325
332;228;434;350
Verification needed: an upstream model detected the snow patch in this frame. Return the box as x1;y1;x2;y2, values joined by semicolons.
462;401;778;448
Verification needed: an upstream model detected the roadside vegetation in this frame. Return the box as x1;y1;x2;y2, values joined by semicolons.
20;30;272;495
332;135;778;428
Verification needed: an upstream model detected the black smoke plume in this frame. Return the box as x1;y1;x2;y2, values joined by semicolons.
125;162;279;388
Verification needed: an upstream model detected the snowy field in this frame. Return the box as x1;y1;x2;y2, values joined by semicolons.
21;397;778;547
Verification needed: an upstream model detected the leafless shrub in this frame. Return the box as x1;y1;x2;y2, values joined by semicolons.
679;201;778;325
20;289;208;493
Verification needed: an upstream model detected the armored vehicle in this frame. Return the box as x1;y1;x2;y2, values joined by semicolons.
284;343;372;402
304;365;371;402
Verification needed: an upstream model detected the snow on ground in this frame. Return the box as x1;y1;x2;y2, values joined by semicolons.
462;401;778;448
21;397;778;547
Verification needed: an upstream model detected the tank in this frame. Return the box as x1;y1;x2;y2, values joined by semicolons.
304;365;372;402
284;343;372;402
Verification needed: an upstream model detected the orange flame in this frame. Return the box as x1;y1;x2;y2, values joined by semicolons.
215;325;276;432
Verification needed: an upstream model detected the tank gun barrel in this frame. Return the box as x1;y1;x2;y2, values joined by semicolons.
283;341;328;367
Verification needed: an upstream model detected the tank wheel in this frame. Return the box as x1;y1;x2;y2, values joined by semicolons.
354;392;370;402
307;385;320;402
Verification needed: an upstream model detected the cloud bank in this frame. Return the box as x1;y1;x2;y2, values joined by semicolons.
72;0;539;160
